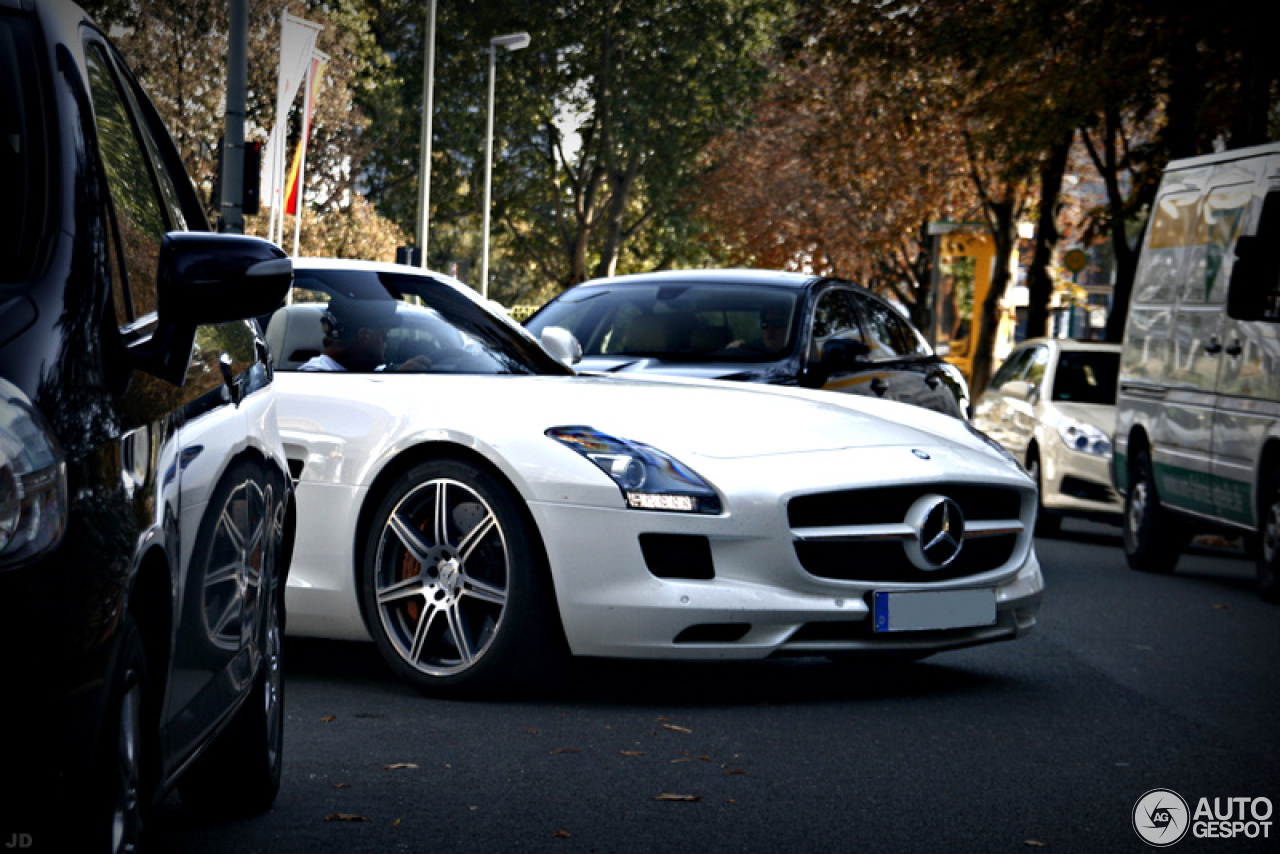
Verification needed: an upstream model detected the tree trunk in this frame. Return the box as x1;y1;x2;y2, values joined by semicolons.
970;199;1017;399
1025;134;1071;339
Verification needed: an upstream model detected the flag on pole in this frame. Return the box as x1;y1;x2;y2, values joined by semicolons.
282;53;327;216
264;11;324;244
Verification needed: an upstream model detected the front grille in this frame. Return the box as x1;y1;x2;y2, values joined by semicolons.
788;484;1021;528
788;483;1029;583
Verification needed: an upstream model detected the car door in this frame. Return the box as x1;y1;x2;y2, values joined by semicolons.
82;35;277;766
851;291;947;413
975;345;1038;455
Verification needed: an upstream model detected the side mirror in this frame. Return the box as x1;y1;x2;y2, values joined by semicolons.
822;337;871;370
132;232;293;384
1227;234;1280;322
1002;379;1034;402
539;326;583;366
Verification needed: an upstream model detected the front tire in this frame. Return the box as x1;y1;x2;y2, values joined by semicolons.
179;477;287;814
361;458;560;697
1123;445;1186;574
1026;449;1061;538
1256;468;1280;603
99;614;149;854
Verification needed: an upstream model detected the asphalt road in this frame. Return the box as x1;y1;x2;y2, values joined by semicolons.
151;521;1280;853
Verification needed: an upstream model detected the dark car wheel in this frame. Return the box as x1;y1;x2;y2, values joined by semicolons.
1123;445;1187;574
1257;468;1280;603
1026;448;1061;538
178;475;286;814
100;614;149;854
361;458;560;697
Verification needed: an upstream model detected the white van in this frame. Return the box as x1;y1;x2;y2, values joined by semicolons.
1114;141;1280;600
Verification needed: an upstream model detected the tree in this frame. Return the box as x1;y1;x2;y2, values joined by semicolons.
356;0;789;302
83;0;403;254
693;56;976;331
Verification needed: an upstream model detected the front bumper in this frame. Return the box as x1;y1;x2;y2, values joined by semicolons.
528;494;1043;661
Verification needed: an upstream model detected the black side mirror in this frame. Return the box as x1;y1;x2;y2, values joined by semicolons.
133;232;293;384
823;337;872;369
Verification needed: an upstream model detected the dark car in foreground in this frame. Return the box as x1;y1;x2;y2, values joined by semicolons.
1;1;294;849
525;269;970;419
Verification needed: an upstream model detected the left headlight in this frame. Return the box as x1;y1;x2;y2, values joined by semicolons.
546;426;722;514
1057;417;1112;457
0;382;68;568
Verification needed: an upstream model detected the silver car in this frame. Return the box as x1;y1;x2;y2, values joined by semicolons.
972;338;1123;535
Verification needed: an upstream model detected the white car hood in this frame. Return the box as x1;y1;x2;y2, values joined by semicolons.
343;373;992;460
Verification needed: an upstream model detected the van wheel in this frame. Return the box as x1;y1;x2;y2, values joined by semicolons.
1123;446;1186;574
1026;449;1060;538
1257;468;1280;603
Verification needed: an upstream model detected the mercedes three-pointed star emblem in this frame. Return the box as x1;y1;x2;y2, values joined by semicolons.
904;494;966;570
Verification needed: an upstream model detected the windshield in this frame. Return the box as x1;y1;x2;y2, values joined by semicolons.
526;283;801;363
267;267;573;376
1052;350;1120;405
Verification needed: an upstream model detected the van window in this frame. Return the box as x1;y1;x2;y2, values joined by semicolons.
1183;184;1252;305
1136;192;1198;304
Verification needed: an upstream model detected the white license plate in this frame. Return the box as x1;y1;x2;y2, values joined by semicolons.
872;588;996;633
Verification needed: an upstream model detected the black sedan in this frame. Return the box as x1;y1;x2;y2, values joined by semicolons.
525;269;970;419
1;1;294;849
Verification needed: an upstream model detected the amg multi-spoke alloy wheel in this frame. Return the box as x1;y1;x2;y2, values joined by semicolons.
362;459;557;696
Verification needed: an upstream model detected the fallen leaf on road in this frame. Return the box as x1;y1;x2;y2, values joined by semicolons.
620;750;645;756
320;715;337;723
333;782;351;788
384;763;419;770
1212;603;1230;609
324;813;370;823
725;769;747;775
655;793;701;802
551;748;580;754
1024;841;1047;847
670;758;693;764
661;723;692;733
554;830;573;838
524;728;538;735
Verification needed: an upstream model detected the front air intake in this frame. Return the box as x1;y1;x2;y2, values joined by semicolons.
639;533;714;580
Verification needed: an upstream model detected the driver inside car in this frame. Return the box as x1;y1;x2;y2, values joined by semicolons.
299;295;430;372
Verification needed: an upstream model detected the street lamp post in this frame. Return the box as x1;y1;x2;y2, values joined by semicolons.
415;0;436;269
480;32;530;299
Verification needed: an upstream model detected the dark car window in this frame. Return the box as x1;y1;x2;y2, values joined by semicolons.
859;296;914;359
85;42;170;325
0;12;46;285
1052;350;1120;405
812;288;864;358
528;283;800;363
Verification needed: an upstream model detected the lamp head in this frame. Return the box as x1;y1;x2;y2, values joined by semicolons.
490;32;530;51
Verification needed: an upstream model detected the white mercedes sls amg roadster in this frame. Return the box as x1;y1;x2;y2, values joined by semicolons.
267;259;1043;695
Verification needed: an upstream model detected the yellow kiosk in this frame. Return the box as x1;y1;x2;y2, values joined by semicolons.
932;230;1019;383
